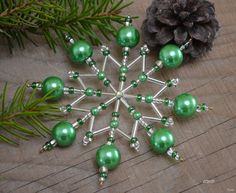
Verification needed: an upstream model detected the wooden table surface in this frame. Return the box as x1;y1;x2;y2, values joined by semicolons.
0;0;236;193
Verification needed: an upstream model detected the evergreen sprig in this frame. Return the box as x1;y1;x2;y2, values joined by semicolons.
0;0;134;53
0;82;61;145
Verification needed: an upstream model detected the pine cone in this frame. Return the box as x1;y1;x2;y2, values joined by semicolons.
142;0;219;61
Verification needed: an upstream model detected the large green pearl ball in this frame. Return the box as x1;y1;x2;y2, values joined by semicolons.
174;93;197;118
69;40;93;63
96;144;121;170
52;121;76;147
42;76;64;100
150;128;175;154
159;44;183;69
116;26;140;48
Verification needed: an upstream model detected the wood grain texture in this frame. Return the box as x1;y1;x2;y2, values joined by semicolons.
0;0;236;193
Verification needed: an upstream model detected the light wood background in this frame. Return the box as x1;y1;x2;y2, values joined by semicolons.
0;0;236;193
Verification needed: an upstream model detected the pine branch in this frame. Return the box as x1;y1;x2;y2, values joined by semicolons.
0;0;135;53
0;82;62;145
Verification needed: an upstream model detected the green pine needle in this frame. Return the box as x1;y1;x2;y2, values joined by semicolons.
0;82;62;145
0;0;136;53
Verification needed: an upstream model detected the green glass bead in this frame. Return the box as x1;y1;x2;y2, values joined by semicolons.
96;144;121;170
85;131;93;138
130;137;138;144
68;87;75;94
159;44;183;69
88;59;96;67
166;80;173;87
104;79;111;87
31;82;37;89
128;106;135;113
173;93;197;118
136;94;142;102
96;89;102;97
145;95;153;103
153;64;161;72
90;107;100;116
116;26;140;48
52;121;76;147
66;104;72;112
77;118;84;126
84;87;94;96
119;76;126;82
110;120;119;129
100;103;107;110
131;80;138;88
112;112;120;117
150;128;175;154
68;40;93;63
107;137;115;143
133;111;142;120
97;71;106;80
138;73;147;82
42;76;64;100
99;172;108;179
145;125;152;132
72;72;79;80
119;65;128;73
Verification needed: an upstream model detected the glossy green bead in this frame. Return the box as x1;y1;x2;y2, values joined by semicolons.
116;26;140;48
138;73;147;82
42;76;64;100
52;121;76;147
173;93;197;118
119;65;128;73
90;107;99;116
110;120;119;128
96;144;121;170
84;87;94;96
159;44;183;69
133;111;142;120
145;95;153;103
69;40;93;63
97;71;106;80
150;128;175;154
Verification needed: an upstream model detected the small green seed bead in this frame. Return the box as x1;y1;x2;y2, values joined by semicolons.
119;65;128;73
88;59;96;67
122;50;129;56
68;40;93;63
171;151;177;158
31;82;37;89
153;64;161;72
133;111;142;120
96;144;121;170
150;128;175;154
85;131;93;138
107;137;115;143
159;44;183;69
131;80;138;88
136;94;142;102
104;79;111;87
116;26;140;48
90;107;100;116
112;112;120;117
66;104;72;112
166;80;173;87
110;120;119;129
130;137;138;144
128;106;135;113
163;98;170;106
97;71;106;80
138;73;147;82
72;72;79;80
52;121;76;147
99;172;108;179
102;50;110;56
77;118;84;126
84;87;94;96
161;116;167;125
96;89;102;97
42;76;64;100
68;87;75;94
145;125;152;132
145;95;153;103
119;76;126;82
100;103;107;110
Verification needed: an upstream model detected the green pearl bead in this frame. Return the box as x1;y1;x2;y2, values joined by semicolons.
173;93;197;118
133;111;142;120
90;107;99;116
150;128;175;154
159;44;183;69
96;144;121;170
145;95;153;103
85;87;94;96
69;40;93;63
97;71;106;80
116;26;140;48
110;120;119;128
52;121;76;147
42;76;64;100
138;73;147;82
119;65;128;73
